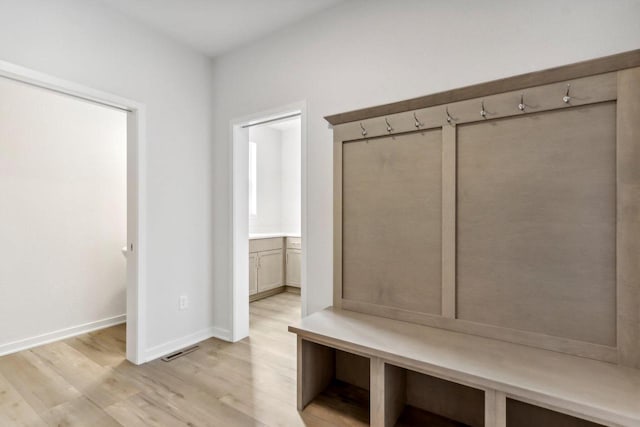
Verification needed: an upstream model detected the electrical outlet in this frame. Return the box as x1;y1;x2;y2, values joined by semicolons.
179;295;189;310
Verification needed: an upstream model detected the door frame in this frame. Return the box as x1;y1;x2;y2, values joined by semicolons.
0;60;147;364
230;101;308;341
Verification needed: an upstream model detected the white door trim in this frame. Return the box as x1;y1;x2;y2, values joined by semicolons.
0;59;147;364
230;101;308;341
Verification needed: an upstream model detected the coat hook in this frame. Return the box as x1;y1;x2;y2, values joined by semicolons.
480;101;487;119
360;122;367;137
385;118;393;133
413;112;423;128
446;107;455;125
518;94;526;112
563;84;571;103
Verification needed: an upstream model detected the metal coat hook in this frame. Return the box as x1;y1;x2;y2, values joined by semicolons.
518;94;526;112
360;122;367;137
413;112;423;128
480;101;487;119
563;84;571;103
446;107;455;125
385;118;393;133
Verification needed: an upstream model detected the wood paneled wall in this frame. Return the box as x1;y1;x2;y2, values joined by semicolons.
342;131;442;315
457;103;617;346
330;52;640;367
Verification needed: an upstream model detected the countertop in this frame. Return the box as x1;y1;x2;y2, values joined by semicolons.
249;233;301;239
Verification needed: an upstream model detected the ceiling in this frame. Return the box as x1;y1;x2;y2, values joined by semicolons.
101;0;344;57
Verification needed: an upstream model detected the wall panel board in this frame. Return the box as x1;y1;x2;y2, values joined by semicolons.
457;103;617;345
342;130;443;315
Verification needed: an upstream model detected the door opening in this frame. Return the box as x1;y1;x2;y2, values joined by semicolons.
0;60;145;364
230;102;307;341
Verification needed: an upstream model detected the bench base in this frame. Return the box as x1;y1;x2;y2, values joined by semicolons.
290;308;639;426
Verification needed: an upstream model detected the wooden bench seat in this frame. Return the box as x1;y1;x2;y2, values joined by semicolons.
289;308;640;427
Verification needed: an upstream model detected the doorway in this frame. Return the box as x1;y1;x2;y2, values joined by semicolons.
0;60;145;364
230;102;307;341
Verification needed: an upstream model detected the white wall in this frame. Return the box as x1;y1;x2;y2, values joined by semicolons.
0;0;216;359
3;0;637;354
249;126;283;233
0;78;126;351
249;119;302;235
211;0;640;326
281;121;302;235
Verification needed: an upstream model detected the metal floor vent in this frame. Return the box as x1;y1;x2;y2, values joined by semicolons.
161;345;199;362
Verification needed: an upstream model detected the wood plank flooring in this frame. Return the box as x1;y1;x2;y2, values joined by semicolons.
0;292;359;426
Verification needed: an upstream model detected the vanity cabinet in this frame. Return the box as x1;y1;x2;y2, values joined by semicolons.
249;237;284;299
250;236;301;300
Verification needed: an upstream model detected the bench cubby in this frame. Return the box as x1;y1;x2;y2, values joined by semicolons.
506;398;604;427
384;363;484;427
297;338;371;424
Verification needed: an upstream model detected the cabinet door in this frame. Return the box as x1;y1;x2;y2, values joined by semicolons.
286;249;301;287
249;253;258;295
257;249;283;291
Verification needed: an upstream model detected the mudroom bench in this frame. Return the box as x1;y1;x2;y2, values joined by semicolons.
289;308;640;427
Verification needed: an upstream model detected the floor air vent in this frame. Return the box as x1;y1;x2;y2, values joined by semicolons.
161;345;199;362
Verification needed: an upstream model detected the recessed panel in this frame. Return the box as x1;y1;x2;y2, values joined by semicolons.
457;103;617;345
342;130;442;314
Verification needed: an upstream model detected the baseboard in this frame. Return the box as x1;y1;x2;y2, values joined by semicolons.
249;286;286;302
0;314;126;357
143;325;232;363
210;326;232;342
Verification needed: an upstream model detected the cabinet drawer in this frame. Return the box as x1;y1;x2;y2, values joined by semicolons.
286;237;301;249
250;237;283;253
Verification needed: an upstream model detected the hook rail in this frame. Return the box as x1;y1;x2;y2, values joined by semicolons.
350;80;581;139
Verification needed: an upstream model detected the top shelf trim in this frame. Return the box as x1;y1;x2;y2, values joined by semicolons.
324;49;640;125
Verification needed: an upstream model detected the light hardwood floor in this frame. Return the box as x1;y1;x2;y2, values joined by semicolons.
0;292;359;426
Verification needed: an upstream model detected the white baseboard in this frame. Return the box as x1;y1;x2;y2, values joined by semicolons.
0;314;126;357
211;326;233;342
143;325;232;363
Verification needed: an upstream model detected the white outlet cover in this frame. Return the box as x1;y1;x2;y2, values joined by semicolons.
179;295;188;310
